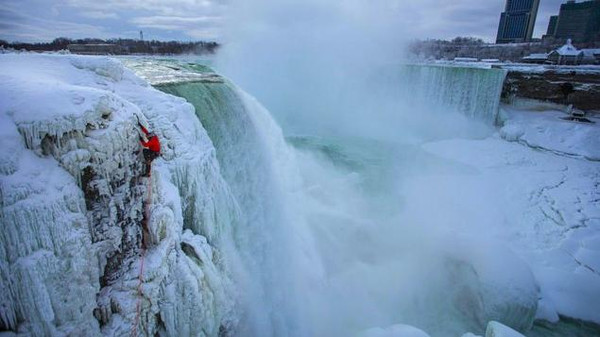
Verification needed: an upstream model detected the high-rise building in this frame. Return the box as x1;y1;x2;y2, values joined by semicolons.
553;0;600;43
546;15;559;36
496;0;541;44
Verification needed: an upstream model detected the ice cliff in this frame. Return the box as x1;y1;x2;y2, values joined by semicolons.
0;54;238;336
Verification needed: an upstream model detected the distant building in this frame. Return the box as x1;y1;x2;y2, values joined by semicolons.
552;0;600;43
581;48;600;63
521;53;549;63
67;44;122;55
496;0;541;44
546;15;559;36
523;39;599;64
547;39;584;64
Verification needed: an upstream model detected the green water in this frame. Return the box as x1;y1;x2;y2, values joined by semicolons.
530;317;600;337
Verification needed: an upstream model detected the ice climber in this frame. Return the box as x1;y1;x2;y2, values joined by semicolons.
139;123;161;177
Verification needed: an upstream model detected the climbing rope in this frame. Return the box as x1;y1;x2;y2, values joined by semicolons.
132;169;153;336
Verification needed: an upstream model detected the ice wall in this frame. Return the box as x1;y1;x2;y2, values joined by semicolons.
0;54;238;336
390;64;507;125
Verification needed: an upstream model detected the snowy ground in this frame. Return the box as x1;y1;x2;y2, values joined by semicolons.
412;103;600;325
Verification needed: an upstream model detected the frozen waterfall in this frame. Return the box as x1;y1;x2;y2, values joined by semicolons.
3;54;596;337
0;54;240;336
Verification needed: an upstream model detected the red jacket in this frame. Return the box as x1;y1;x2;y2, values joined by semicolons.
140;125;161;153
141;136;161;153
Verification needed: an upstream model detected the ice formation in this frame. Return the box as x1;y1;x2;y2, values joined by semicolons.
0;54;238;336
498;101;600;161
485;321;526;337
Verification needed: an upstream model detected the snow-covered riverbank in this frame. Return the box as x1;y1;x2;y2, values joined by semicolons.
416;104;600;325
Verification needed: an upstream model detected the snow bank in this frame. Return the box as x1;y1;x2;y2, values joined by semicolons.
439;237;539;333
462;333;482;337
361;324;431;337
419;119;600;326
0;54;238;336
499;104;600;161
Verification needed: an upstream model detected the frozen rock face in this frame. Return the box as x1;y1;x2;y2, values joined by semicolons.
502;69;600;112
0;54;238;336
0;114;100;336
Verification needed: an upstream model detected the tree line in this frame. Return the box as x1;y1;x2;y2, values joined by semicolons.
0;37;219;55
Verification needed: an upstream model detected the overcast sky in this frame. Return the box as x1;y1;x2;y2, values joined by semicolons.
0;0;567;43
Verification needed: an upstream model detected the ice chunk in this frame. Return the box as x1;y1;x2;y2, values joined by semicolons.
485;321;526;337
436;237;539;333
70;56;124;81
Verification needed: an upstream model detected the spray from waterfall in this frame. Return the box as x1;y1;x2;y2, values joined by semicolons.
216;0;502;143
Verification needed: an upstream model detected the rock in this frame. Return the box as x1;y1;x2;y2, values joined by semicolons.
503;70;600;111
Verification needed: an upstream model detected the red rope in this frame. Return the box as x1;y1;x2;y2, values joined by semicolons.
132;169;152;336
132;247;146;336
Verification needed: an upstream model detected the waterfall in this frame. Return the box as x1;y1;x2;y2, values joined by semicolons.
153;75;320;337
387;64;507;125
128;59;533;337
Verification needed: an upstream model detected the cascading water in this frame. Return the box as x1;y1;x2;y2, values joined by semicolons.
380;64;508;125
160;81;297;336
125;59;538;337
126;60;322;337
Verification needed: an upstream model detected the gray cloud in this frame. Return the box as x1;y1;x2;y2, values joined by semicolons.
131;15;221;29
0;6;109;42
80;11;120;20
63;0;226;18
0;0;576;43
